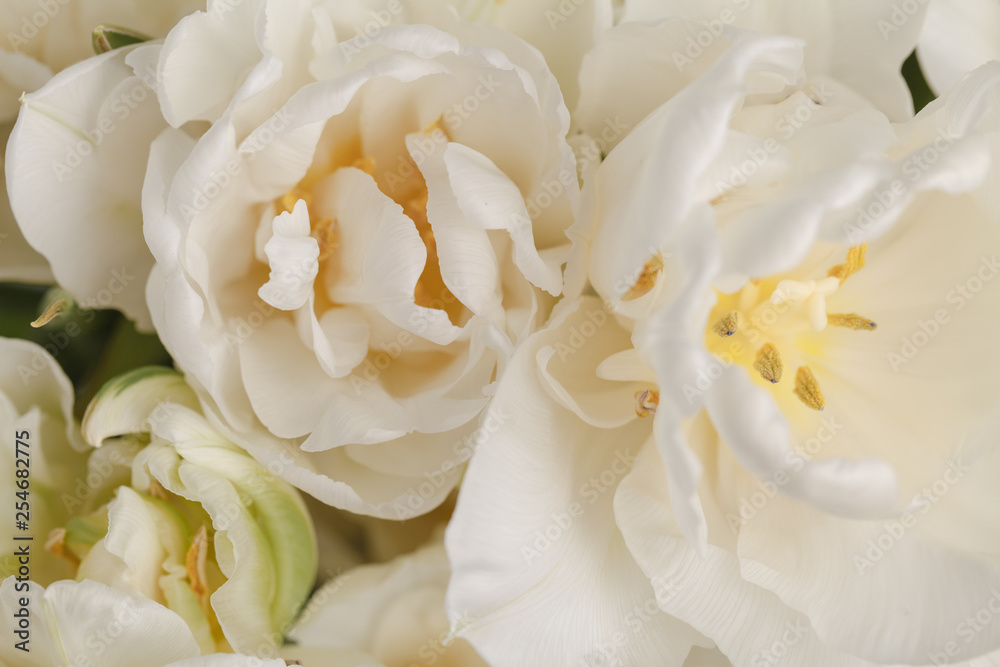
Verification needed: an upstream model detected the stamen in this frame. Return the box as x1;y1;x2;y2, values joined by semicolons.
827;313;878;330
186;526;210;608
828;244;867;284
634;389;659;417
623;253;664;301
753;343;783;383
148;479;170;501
711;311;740;337
312;218;339;262
277;188;310;215
45;528;80;566
31;297;69;328
794;366;825;411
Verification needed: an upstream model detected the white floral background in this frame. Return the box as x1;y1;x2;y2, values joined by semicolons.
0;0;999;666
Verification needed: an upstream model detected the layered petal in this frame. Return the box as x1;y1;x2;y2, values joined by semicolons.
446;298;705;667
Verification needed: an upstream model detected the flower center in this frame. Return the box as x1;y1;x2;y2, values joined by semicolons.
271;118;466;325
633;244;878;418
703;244;876;411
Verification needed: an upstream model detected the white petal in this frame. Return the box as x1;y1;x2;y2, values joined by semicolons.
289;541;487;665
586;30;802;310
535;299;647;428
0;118;52;283
412;132;505;323
918;0;1000;95
443;142;564;296
615;443;882;666
0;578;200;666
621;0;921;120
738;488;1000;664
445;300;701;667
704;365;900;520
157;0;266;127
82;367;200;447
7;47;164;328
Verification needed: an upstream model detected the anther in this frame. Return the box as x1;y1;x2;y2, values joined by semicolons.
711;311;740;337
828;244;867;284
31;298;69;328
634;389;659;417
827;313;877;330
623;253;664;301
794;366;825;410
754;343;783;383
186;526;210;607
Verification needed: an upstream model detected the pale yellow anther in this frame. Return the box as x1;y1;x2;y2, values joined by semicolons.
828;244;867;284
31;298;69;328
794;366;825;411
827;313;878;331
711;311;741;337
312;218;339;262
148;479;170;501
45;528;80;566
753;343;783;383
623;253;664;301
635;389;659;417
186;526;210;607
277;187;311;215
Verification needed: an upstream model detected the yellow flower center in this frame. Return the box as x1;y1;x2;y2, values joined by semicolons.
702;244;876;412
271;118;467;325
